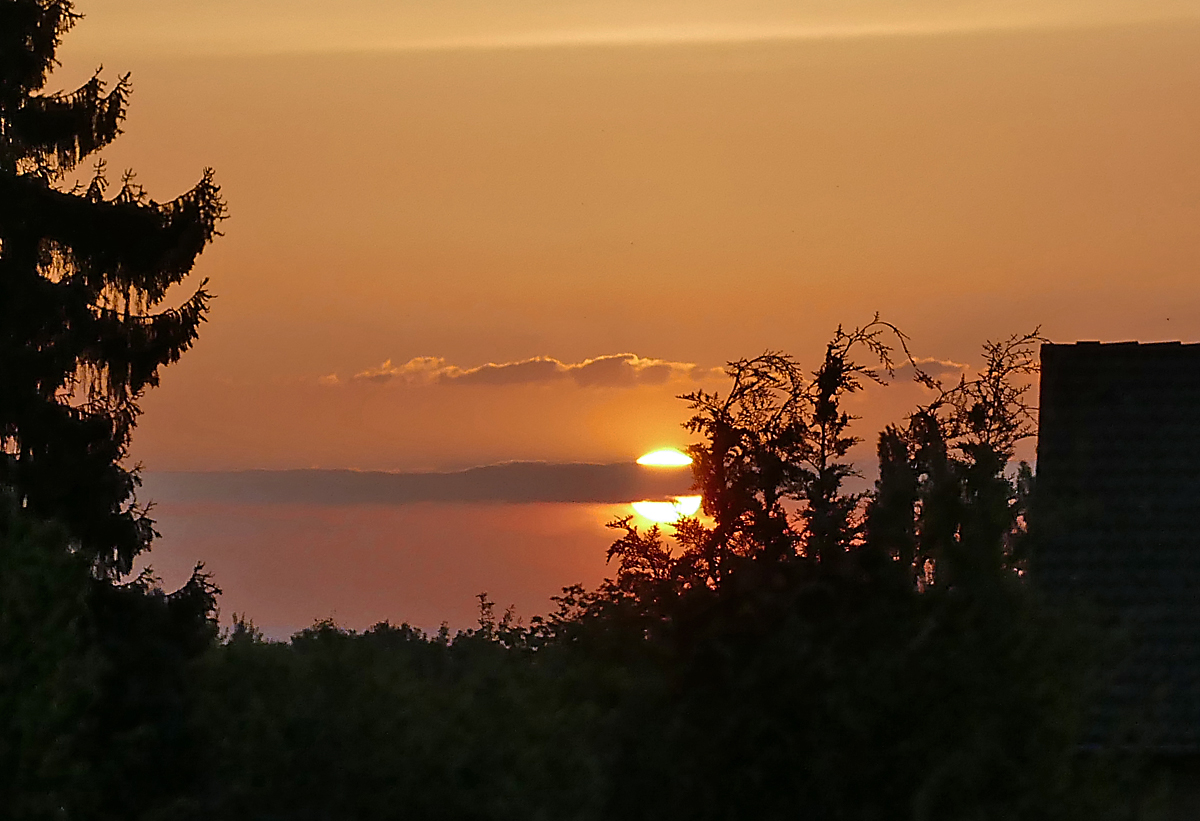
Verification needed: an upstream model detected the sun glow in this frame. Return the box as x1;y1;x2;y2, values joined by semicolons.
637;448;692;467
631;495;702;524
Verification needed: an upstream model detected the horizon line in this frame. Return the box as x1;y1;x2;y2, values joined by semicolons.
144;459;692;476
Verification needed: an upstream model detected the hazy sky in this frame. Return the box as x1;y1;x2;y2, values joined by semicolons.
49;2;1200;628
63;0;1200;55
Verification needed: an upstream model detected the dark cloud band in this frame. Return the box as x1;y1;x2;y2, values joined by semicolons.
143;462;695;506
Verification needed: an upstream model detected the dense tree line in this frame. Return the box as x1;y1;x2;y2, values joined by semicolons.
0;3;1157;819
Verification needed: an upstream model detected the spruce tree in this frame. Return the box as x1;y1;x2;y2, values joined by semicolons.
0;0;223;576
1;5;224;816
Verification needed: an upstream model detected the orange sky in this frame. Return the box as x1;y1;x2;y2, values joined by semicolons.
48;3;1200;628
61;0;1200;55
53;6;1200;472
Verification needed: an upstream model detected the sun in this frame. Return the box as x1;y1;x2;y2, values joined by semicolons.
636;448;692;467
631;495;702;524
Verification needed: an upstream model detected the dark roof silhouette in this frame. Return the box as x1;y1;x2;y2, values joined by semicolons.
1034;341;1200;752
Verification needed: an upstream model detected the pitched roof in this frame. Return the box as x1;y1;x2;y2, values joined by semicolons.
1034;342;1200;752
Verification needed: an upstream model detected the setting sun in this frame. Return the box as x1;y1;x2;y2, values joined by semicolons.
636;448;693;467
631;495;702;524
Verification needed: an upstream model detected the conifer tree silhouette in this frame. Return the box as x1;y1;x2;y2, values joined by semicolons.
0;0;224;575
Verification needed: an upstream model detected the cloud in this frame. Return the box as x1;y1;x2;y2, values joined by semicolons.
348;353;711;388
77;1;1200;59
352;356;448;385
893;356;970;384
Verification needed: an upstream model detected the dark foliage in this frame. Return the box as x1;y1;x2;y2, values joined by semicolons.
0;494;220;820
193;613;612;821
0;495;95;817
0;0;224;576
0;5;222;818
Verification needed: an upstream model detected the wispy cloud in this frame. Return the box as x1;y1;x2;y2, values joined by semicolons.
347;353;717;388
901;356;971;382
71;1;1200;58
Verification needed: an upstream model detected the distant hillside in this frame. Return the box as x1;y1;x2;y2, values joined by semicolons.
142;462;694;506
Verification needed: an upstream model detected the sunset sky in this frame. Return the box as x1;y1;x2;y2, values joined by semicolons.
51;1;1200;632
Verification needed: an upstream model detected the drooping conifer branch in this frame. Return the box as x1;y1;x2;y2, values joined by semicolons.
0;0;225;574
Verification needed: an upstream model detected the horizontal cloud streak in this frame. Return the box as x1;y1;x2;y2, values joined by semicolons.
350;353;716;388
142;463;695;506
73;1;1200;57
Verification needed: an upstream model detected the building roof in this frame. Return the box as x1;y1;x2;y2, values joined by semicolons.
1034;342;1200;753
